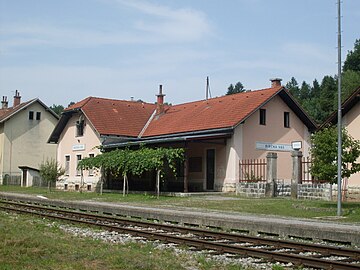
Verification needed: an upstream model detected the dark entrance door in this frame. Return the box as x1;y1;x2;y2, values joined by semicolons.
22;169;27;187
206;149;215;190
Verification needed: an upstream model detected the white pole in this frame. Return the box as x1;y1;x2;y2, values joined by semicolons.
156;170;160;199
123;174;126;197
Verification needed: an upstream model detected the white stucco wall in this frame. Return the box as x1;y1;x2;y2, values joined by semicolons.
223;95;311;188
56;112;101;191
0;102;58;178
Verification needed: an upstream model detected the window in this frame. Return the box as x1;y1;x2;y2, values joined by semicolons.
87;185;92;191
76;120;84;136
284;112;290;128
29;111;34;120
75;184;79;191
64;184;68;190
88;154;94;176
76;155;82;176
259;109;266;125
36;112;41;120
65;156;70;175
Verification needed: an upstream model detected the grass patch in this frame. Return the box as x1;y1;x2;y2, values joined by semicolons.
0;211;257;270
1;186;360;222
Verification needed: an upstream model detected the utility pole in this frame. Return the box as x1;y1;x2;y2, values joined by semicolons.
336;0;342;216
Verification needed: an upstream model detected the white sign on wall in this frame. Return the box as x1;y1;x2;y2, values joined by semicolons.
72;144;85;151
256;142;293;152
291;141;302;150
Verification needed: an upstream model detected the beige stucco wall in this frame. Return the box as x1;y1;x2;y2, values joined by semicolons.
183;96;312;192
185;141;227;191
56;112;101;191
223;95;311;188
343;102;360;186
0;102;58;180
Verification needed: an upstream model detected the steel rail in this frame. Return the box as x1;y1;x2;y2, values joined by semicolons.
2;200;359;260
1;202;360;269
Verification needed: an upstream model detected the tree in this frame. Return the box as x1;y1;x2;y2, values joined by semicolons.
311;79;321;99
299;81;311;100
318;75;337;122
39;159;65;191
50;104;64;116
310;126;360;184
343;39;360;72
341;70;360;100
226;82;245;95
285;77;300;99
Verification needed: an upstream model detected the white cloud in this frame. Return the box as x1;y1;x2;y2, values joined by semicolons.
0;0;212;52
116;0;211;41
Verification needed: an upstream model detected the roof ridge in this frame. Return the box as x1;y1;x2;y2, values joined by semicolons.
84;96;155;105
169;86;281;108
138;109;157;138
66;96;157;112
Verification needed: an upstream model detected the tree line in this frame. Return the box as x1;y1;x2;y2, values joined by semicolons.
227;39;360;124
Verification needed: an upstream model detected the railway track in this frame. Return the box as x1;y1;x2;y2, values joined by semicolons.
1;199;360;270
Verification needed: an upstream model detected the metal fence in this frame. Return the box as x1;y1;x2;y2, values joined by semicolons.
239;159;267;182
32;176;47;187
1;173;21;186
301;156;313;183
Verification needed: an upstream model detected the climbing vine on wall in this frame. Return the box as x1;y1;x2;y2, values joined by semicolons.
78;147;184;177
78;147;185;196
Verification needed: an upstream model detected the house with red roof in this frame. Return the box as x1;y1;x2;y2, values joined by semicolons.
321;86;360;187
50;79;317;192
0;91;59;186
48;97;157;191
49;79;316;192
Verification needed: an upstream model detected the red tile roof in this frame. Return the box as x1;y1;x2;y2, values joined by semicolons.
142;87;282;137
52;84;316;145
66;97;157;137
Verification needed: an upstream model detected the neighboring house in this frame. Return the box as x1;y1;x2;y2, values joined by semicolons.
0;91;59;186
50;79;317;192
321;86;360;186
48;97;157;191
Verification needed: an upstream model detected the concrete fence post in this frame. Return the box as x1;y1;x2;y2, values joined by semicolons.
266;152;277;197
291;150;303;199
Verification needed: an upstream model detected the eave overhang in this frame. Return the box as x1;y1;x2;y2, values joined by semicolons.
47;109;79;143
319;87;360;130
102;127;234;149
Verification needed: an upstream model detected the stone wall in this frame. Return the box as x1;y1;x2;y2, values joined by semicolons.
332;185;360;201
275;181;291;197
236;182;267;198
237;182;334;201
297;183;332;201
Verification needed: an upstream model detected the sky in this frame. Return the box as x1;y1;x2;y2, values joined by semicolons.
0;0;359;107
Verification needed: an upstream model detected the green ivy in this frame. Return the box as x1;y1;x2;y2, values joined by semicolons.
78;147;185;178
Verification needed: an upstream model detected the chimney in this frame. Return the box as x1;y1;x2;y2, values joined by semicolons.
1;96;8;109
13;90;21;107
270;78;282;88
156;84;165;115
